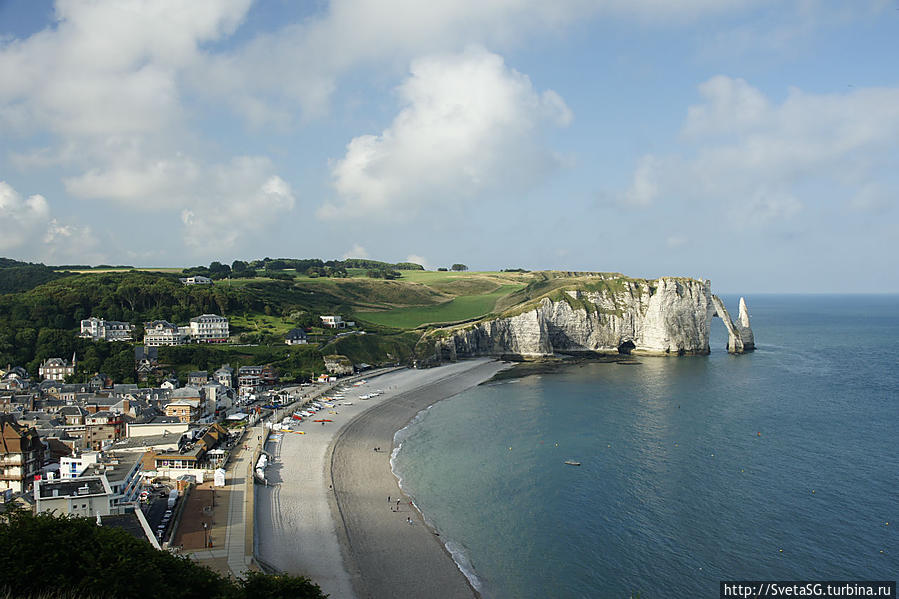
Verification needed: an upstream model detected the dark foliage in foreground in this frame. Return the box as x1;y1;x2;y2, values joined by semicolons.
0;508;327;599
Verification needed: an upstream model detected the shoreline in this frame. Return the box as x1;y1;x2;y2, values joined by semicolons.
254;359;509;599
329;359;510;599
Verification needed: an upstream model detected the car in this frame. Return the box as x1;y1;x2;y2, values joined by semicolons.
164;510;172;517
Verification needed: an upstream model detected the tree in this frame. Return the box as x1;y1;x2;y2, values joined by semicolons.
0;507;327;598
451;264;468;271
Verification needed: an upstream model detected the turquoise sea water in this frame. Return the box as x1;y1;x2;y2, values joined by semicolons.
392;295;899;598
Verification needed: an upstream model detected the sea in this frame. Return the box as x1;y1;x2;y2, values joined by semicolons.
391;295;899;598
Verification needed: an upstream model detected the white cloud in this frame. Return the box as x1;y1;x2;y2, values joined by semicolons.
621;77;899;224
180;161;296;253
0;0;251;137
624;154;661;206
320;47;571;220
191;0;775;125
341;244;370;260
0;181;100;261
405;254;429;269
64;154;201;207
0;181;50;250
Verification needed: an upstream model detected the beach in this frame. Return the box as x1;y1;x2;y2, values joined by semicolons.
255;358;509;599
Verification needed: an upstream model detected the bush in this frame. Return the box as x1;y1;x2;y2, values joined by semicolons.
0;508;327;599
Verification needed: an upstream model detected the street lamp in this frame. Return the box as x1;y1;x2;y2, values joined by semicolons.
203;522;208;548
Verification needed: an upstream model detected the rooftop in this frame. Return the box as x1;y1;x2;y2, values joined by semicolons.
38;475;109;499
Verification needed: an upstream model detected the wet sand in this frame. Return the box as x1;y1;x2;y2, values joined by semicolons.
255;359;508;599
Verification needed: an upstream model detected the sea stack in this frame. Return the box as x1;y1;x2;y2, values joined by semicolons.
736;297;755;351
710;295;755;354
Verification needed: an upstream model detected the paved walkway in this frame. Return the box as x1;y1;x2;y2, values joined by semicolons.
185;424;264;579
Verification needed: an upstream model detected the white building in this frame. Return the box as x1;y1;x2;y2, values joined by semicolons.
80;317;134;341
39;355;76;381
179;275;212;285
143;321;187;346
60;451;101;479
189;314;229;343
35;475;114;517
320;315;345;328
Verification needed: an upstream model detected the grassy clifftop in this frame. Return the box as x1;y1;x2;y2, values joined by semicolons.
0;265;699;379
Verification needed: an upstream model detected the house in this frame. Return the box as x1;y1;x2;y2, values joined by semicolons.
143;320;187;346
202;382;232;415
187;371;208;386
160;374;179;390
84;411;125;451
179;275;212;285
88;373;112;392
0;366;30;391
134;346;159;381
59;405;88;426
165;399;200;423
0;413;44;493
320;315;345;329
188;314;229;343
80;317;134;341
261;365;279;385
237;366;263;396
39;355;76;382
285;328;308;345
214;364;233;388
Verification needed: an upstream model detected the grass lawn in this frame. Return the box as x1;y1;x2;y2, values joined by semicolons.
228;313;297;335
355;283;524;328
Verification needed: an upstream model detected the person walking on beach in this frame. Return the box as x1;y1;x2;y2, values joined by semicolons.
388;496;391;504
396;499;400;510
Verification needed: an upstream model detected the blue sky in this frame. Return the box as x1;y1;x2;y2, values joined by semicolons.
1;0;897;293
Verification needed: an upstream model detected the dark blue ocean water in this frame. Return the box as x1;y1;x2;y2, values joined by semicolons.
392;295;899;598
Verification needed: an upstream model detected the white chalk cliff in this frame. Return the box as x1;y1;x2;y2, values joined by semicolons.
416;275;754;363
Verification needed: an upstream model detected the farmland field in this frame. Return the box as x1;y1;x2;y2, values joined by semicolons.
354;283;524;328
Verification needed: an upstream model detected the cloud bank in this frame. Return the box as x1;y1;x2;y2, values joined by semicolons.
321;47;572;220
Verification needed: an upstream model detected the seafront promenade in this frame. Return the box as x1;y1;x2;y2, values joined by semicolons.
180;423;265;579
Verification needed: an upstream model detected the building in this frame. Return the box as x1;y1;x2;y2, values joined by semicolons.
84;411;126;451
60;451;101;479
35;475;113;517
179;275;212;285
82;451;144;508
320;315;345;329
0;414;44;493
285;328;308;345
187;371;208;386
214;364;233;388
237;366;263;396
143;320;187;347
189;314;229;343
80;317;134;341
134;346;159;381
38;355;77;382
165;399;200;423
0;366;30;391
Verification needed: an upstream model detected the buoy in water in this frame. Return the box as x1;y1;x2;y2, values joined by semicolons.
757;432;761;437
779;549;783;553
509;447;512;451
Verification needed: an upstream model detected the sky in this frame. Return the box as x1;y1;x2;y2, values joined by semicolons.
0;0;897;293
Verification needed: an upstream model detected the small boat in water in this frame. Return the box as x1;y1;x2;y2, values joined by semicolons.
564;460;581;466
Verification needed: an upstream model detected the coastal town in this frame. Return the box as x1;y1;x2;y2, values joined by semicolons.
0;303;374;579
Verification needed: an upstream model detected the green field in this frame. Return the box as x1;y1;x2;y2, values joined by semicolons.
354;283;524;328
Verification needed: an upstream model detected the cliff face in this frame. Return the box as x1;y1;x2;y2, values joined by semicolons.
420;277;735;364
